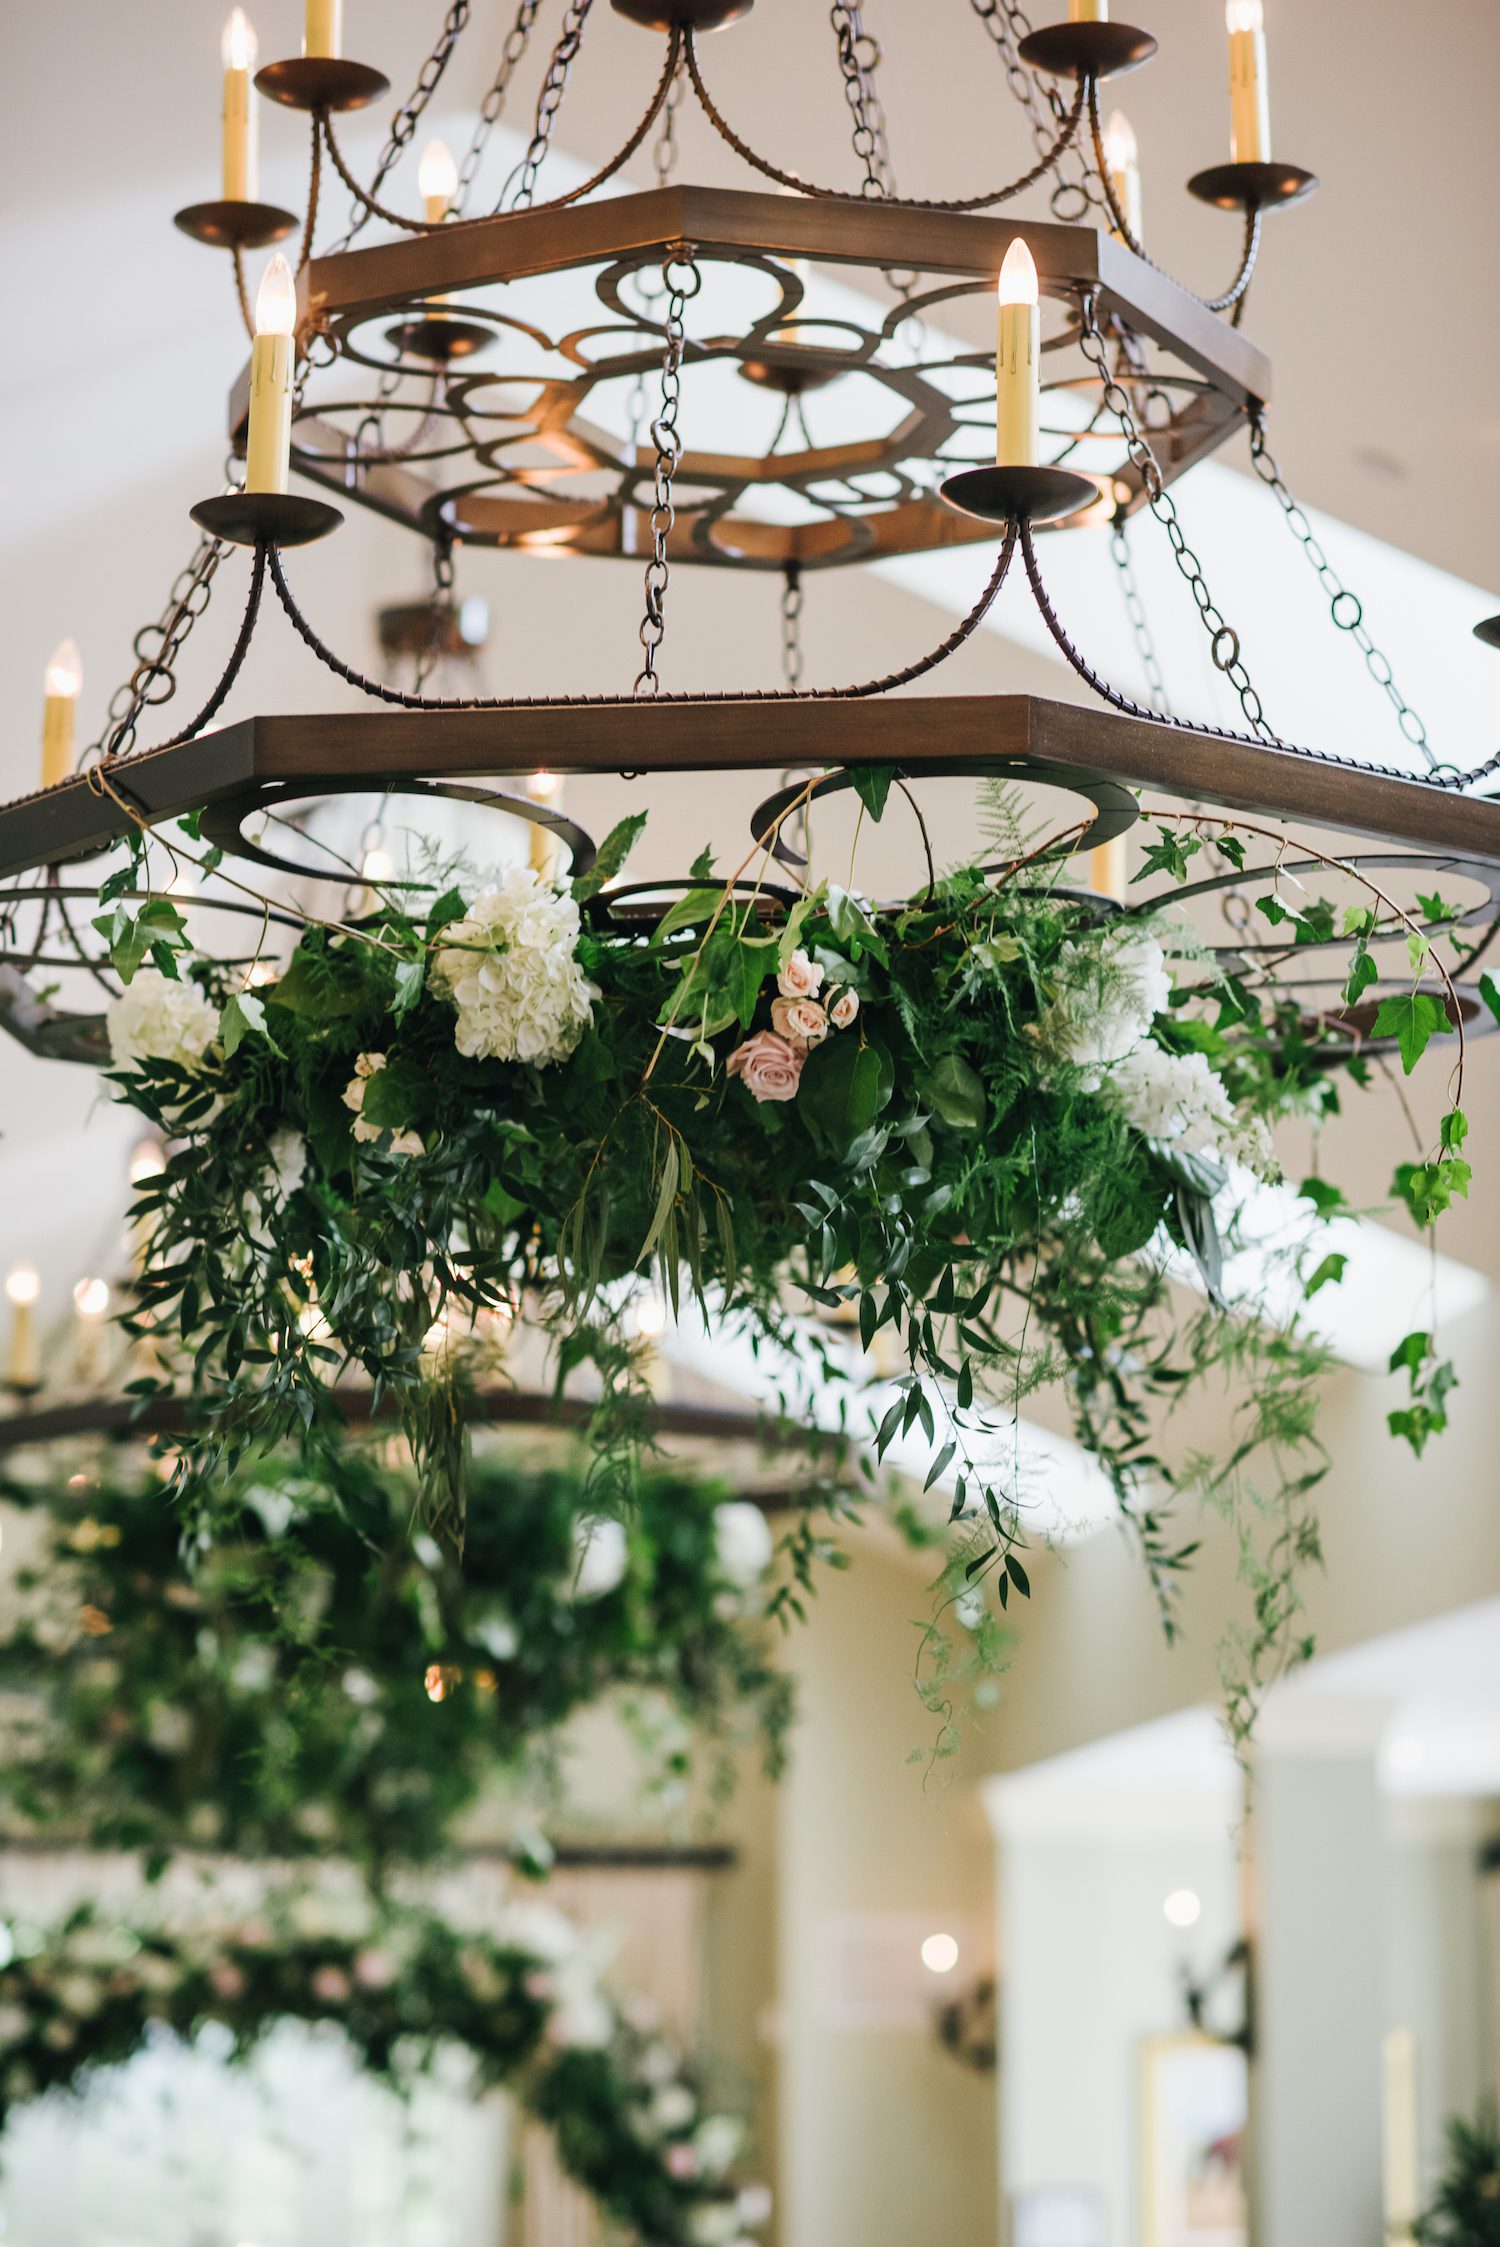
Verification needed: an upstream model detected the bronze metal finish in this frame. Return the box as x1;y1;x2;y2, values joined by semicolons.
190;492;345;548
611;0;754;28
254;57;391;112
1016;23;1158;79
940;465;1101;526
174;199;299;250
1187;162;1319;213
384;316;497;363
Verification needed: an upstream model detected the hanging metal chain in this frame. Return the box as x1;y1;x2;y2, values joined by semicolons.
781;564;805;691
1248;417;1436;771
967;0;1100;222
1078;297;1276;742
412;534;458;693
505;0;594;212
830;5;891;198
454;0;545;216
325;2;473;254
1109;521;1172;719
633;259;697;697
654;49;688;187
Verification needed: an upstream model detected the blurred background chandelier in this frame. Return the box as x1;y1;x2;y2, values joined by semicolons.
9;0;1500;1059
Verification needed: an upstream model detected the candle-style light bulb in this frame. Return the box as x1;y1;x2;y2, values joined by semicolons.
1226;0;1271;165
245;254;297;495
1104;109;1143;240
529;771;564;880
221;11;260;203
5;1266;41;1397
304;0;344;59
418;138;458;224
1069;0;1108;17
73;1278;111;1389
41;639;82;789
996;239;1041;470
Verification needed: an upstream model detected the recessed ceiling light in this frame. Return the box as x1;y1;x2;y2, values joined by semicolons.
921;1932;960;1975
1163;1889;1202;1929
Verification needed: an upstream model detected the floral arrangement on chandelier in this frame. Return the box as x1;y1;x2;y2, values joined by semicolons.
0;1446;793;1877
0;1893;768;2247
102;781;1474;1747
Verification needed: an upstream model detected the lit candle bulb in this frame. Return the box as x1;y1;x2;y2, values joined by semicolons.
5;1267;41;1396
221;10;259;203
1089;835;1129;901
304;0;343;59
1104;110;1142;241
41;640;82;789
246;254;297;495
419;138;458;226
1069;0;1108;18
529;771;563;881
72;1279;111;1390
1226;0;1272;165
996;239;1041;470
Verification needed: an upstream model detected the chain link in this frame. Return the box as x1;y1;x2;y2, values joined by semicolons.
455;0;545;217
412;535;458;693
634;260;698;697
781;564;805;692
1079;297;1276;742
505;0;594;212
1248;417;1436;772
1109;520;1172;719
967;0;1099;222
326;2;473;254
829;5;891;199
654;49;688;187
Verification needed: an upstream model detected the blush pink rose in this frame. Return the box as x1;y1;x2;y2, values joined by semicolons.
665;2145;701;2181
209;1964;245;2000
829;989;859;1030
311;1966;351;2004
726;1032;804;1104
770;997;829;1051
776;951;824;1001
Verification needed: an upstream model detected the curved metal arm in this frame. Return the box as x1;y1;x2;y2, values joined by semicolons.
1086;77;1262;316
685;28;1085;212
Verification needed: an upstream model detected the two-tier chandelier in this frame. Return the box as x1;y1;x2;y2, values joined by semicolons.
6;0;1500;1063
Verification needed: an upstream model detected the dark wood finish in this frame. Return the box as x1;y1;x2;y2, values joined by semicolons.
296;185;1271;409
4;699;1496;878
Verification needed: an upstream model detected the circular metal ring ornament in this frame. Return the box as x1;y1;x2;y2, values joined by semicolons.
254;57;391;112
749;760;1139;872
385;318;498;366
1186;162;1319;212
584;877;803;933
174;200;299;251
1127;851;1500;953
196;779;598;887
1017;23;1158;79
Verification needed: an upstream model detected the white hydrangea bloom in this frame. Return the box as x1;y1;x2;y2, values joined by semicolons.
571;1517;628;1602
1034;927;1173;1080
1107;1044;1274;1175
106;969;218;1072
713;1502;775;1591
429;868;598;1066
264;1128;307;1200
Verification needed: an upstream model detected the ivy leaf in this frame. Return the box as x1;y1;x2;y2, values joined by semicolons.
1255;892;1294;930
220;990;282;1060
1441;1109;1469;1154
1132;828;1201;885
425;887;467;942
1299;1176;1346;1218
1214;833;1246;870
392;959;426;1022
1304;1252;1348;1300
798;1035;894;1154
92;897;188;986
1372;990;1448;1074
1480;972;1500;1028
849;766;894;823
925;1054;987;1135
1342;906;1377;939
1343;948;1378;1007
1389;1330;1430;1379
825;885;888;966
651;887;724;948
573;812;648;902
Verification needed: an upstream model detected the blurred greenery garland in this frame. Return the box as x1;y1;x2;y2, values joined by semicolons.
0;1893;768;2247
0;1447;797;1878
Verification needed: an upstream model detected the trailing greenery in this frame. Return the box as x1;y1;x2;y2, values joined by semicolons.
1414;2104;1500;2245
92;793;1472;1747
0;1893;768;2247
0;1447;795;1877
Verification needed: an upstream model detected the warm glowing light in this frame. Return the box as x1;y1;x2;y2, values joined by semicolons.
360;845;395;884
246;961;277;987
920;1933;960;1975
254;254;297;339
1163;1889;1203;1929
222;8;258;69
1104;110;1138;173
73;1279;110;1321
424;1662;457;1703
997;238;1040;309
529;769;562;802
5;1268;39;1309
44;640;82;700
129;1137;166;1185
1226;0;1263;30
418;139;459;210
636;1289;668;1341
